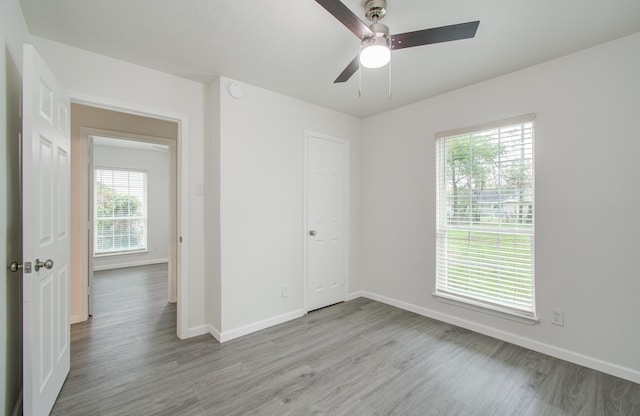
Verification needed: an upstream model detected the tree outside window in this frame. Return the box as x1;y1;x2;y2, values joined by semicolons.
94;168;147;255
436;116;535;317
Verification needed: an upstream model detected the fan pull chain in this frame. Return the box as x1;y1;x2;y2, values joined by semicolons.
388;55;392;100
358;53;362;98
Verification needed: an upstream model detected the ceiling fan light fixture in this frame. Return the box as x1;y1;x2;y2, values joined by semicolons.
360;36;390;68
359;22;390;69
360;42;390;68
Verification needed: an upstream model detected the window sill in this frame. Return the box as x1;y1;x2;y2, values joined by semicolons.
432;292;539;326
94;249;148;258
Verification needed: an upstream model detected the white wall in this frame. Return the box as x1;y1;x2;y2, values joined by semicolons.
0;0;31;413
31;36;208;334
204;81;222;334
216;77;361;339
358;32;640;383
92;144;170;270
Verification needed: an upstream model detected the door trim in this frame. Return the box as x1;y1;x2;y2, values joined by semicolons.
82;127;178;318
303;130;350;313
70;92;190;339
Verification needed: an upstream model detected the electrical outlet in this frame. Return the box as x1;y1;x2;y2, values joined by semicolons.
551;308;564;326
281;285;288;298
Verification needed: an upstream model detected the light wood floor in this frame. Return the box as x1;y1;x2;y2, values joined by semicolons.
51;264;640;415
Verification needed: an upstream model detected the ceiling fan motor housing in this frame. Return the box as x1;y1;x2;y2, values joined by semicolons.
369;22;389;38
364;0;387;21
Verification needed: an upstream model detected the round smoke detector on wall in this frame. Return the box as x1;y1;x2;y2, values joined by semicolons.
228;82;244;99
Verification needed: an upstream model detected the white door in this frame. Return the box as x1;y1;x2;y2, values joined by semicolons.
22;44;71;416
305;132;349;311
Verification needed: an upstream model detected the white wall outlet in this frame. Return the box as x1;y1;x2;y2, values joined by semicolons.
281;285;289;298
551;308;564;326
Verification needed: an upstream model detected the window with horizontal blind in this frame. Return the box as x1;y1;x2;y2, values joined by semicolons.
435;114;535;318
94;168;147;255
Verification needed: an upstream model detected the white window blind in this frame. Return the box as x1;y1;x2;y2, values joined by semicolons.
435;115;535;317
94;168;147;255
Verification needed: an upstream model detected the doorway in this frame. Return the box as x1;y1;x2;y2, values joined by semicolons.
70;103;179;324
87;132;175;317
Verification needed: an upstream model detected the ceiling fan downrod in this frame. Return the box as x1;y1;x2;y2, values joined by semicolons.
360;0;392;99
364;0;386;22
363;0;389;42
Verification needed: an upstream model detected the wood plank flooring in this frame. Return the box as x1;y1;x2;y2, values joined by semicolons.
51;264;640;415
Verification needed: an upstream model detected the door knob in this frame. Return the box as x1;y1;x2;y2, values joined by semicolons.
309;230;317;236
8;261;33;273
8;261;23;272
35;258;54;272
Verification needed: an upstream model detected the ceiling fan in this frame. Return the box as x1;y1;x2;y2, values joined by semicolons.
315;0;480;83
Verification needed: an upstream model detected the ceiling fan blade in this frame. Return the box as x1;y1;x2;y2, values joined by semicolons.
334;55;360;83
391;21;480;50
315;0;374;39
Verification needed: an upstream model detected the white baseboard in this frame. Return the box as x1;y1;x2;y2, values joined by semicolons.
70;314;84;324
358;291;640;385
219;309;305;343
185;324;218;340
346;290;366;301
209;325;222;342
93;258;168;271
184;324;222;343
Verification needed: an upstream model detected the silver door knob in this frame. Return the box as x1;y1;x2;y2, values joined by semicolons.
309;230;317;236
35;258;54;272
8;261;23;272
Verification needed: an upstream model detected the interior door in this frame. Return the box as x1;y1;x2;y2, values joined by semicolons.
305;132;349;311
22;44;71;416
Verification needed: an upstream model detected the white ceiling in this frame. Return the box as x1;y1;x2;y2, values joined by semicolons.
19;0;640;118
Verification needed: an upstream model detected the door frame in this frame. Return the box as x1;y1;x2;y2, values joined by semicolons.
70;92;190;339
302;130;350;313
83;127;178;317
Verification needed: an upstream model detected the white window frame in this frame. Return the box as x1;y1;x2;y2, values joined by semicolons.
434;114;536;320
93;167;148;256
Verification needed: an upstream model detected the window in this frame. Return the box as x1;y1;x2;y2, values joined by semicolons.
435;114;535;318
94;168;147;255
